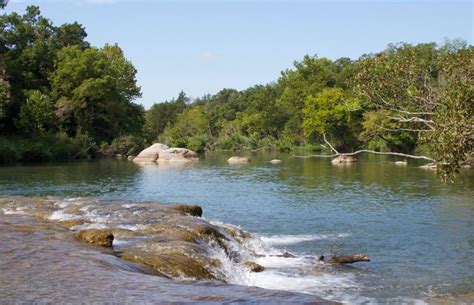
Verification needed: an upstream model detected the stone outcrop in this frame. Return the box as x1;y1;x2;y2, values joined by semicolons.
74;229;114;248
227;156;251;164
331;155;357;164
158;148;199;163
133;143;169;163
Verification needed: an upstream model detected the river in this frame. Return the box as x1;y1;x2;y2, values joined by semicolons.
0;151;472;304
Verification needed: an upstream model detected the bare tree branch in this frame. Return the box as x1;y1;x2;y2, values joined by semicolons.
375;125;432;132
323;133;339;154
292;150;435;162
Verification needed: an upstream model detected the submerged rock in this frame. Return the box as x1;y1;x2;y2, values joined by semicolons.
329;254;370;264
228;156;251;164
74;229;114;248
243;261;265;272
133;143;169;163
58;219;87;229
171;204;203;217
331;155;357;164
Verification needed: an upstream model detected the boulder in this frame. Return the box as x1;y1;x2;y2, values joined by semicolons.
157;148;199;163
74;229;114;248
331;155;357;164
243;261;265;272
227;156;251;164
133;143;169;163
270;159;282;164
171;204;203;217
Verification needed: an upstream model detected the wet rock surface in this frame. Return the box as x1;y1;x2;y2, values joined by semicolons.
74;229;114;247
0;208;336;304
0;196;265;282
243;261;265;272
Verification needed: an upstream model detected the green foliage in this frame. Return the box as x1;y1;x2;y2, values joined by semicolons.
426;47;473;181
15;90;53;134
303;88;361;151
144;91;187;140
160;106;209;152
107;135;148;156
354;41;473;180
51;44;142;142
0;132;94;163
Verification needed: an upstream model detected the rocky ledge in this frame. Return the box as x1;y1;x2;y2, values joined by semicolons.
0;196;266;282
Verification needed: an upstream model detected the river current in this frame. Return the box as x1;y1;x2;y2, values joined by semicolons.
0;151;472;304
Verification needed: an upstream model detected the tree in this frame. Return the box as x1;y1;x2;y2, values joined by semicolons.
145;91;187;139
161;105;209;152
51;44;142;142
276;55;350;144
0;6;90;133
14;90;53;135
303;88;361;151
353;42;473;181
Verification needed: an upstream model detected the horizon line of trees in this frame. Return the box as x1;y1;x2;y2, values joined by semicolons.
1;5;472;181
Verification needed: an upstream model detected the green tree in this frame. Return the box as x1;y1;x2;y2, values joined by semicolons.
14;90;53;135
354;41;473;180
161;106;209;152
0;6;90;132
51;44;142;142
145;91;187;139
303;88;361;151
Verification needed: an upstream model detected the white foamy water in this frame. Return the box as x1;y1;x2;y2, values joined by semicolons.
2;208;27;215
48;210;79;221
202;228;365;304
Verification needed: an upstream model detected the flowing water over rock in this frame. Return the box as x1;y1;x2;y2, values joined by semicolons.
0;151;473;304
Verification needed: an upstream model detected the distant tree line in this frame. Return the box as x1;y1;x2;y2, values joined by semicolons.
1;5;472;181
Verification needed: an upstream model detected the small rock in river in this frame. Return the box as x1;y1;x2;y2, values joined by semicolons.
243;261;265;272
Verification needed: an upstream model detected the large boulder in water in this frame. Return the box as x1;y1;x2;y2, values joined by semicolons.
331;155;357;164
133;143;169;163
74;229;114;247
228;156;251;164
157;148;199;163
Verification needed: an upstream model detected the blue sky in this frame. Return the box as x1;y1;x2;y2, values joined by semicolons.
5;0;473;109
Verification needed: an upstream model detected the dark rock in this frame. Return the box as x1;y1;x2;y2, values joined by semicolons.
171;204;203;217
243;261;265;272
280;251;297;258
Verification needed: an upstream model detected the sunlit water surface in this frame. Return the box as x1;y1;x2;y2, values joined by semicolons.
0;152;473;304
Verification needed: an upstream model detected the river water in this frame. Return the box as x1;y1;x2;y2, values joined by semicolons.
0;151;472;304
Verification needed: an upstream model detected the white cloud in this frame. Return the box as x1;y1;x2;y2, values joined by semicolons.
200;51;217;61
